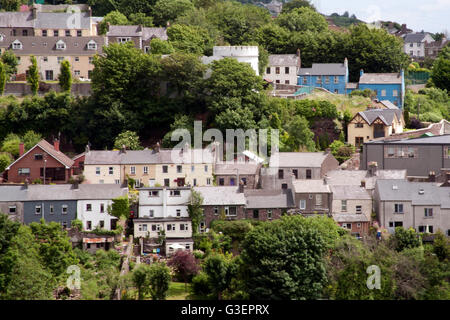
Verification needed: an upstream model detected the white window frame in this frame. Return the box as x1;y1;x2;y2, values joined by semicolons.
299;200;306;210
62;205;68;215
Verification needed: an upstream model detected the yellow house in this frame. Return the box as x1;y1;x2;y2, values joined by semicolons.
348;108;404;148
84;150;122;185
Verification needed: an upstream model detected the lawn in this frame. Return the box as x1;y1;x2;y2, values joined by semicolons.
166;281;191;300
306;91;372;115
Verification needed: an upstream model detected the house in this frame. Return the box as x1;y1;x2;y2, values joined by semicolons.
83;150;122;185
194;186;247;229
264;52;301;85
374;180;450;236
134;187;193;255
348;108;404;148
382;119;450;141
262;151;339;190
261;0;283;16
360;134;450;178
244;189;295;221
214;162;261;188
403;32;434;58
347;70;405;107
425;38;449;59
1;35;105;81
297;59;349;94
4;139;75;184
120;149;159;188
292;179;332;215
330;185;372;237
202;46;260;76
105;25;167;53
0;185;27;222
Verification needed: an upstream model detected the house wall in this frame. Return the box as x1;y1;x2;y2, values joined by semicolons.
358;83;403;107
404;35;434;57
264;65;299;85
121;164;157;186
34;28;92;37
23;200;77;227
320;154;340;176
77;199;117;231
83;164;121;184
107;36;141;49
298;74;346;94
337;221;370;236
332;199;372;220
215;174;257;188
244;208;284;222
0;201;24;223
294;192;332;214
154;163;213;187
7;145;70;183
134;220;192;238
203;205;246;227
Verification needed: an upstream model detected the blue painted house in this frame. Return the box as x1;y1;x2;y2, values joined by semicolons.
297;59;349;94
347;70;405;108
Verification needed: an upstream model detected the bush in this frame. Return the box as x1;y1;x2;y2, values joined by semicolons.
190;272;211;298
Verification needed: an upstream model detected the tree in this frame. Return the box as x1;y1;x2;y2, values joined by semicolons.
22;130;42;150
59;60;72;92
431;45;450;91
108;196;130;219
1;49;18;80
0;61;6;96
284;115;316;151
240;216;340;300
432;230;450;261
148;262;171;300
113;130;143;150
203;253;236;300
0;153;12;173
167;24;212;55
132;264;151;300
276;7;327;33
188;189;204;236
128;13;154;27
98;11;129;35
215;107;257;132
152;0;195;26
391;227;422;252
149;38;174;55
27;56;39;96
0;133;21;157
0;0;27;12
167;250;199;290
281;0;315;14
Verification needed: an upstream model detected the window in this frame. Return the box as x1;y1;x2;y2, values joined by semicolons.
35;205;41;215
385;146;418;159
18;168;30;175
162;165;168;173
214;207;219;215
45;70;53;80
303;76;307;84
394;204;404;214
282;183;288;190
278;169;284;179
115;179;120;184
139;224;148;232
12;29;16;36
56;41;66;50
418;225;433;233
356;205;362;214
34;154;43;160
228;206;237;216
267;210;273;220
149;190;159;197
242;177;247;185
275;67;280;74
206;178;211;185
176;165;182;173
306;169;312;180
355;123;364;128
389;221;403;228
50;205;54;214
219;178;225;186
42;30;47;37
22;29;28;36
62;205;68;214
57;57;64;63
61;221;67;229
266;67;270;74
151;224;160;231
204;165;208;173
285;67;289;74
77;30;82;37
316;76;322;84
164;179;170;187
87;40;97;50
149;210;154;217
74;56;80;62
393;90;398;97
170;190;181;196
193;178;197;186
130;166;136;175
117;37;131;43
65;30;71;37
74;70;80;76
424;208;433;217
9;206;16;214
180;224;188;231
253;210;259;219
285;80;290;84
341;200;347;212
334;76;339;84
43;56;48;62
100;203;105;213
334;89;339;94
149;179;155;187
167;224;175;231
143;166;148;174
316;194;322;207
12;40;22;50
176;209;181;217
342;223;352;230
89;57;94;64
86;204;92;211
87;221;92;230
381;89;386;97
325;76;330;84
95;167;100;175
54;30;59;37
299;200;306;210
355;137;364;147
99;220;104;228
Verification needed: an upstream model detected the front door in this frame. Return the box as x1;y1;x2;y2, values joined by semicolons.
355;137;364;148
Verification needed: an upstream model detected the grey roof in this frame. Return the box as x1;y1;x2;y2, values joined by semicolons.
293;180;331;193
193;186;246;206
268;54;300;66
380;100;400;110
0;12;34;28
332;213;370;223
84;150;122;165
366;134;450;145
404;33;430;43
107;25;167;40
121;150;159;165
142;27;168;41
1;36;105;55
269;152;329;168
330;185;372;200
325;169;407;190
375;180;448;206
25;184;127;201
359;73;402;84
0;186;28;202
158;148;214;164
214;163;259;175
244;189;295;209
358;109;403;126
298;63;346;76
34;12;91;29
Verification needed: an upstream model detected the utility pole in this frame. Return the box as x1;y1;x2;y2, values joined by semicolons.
43;157;47;185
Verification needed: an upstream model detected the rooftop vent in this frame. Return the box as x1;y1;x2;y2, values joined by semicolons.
419;189;425;195
392;185;398;190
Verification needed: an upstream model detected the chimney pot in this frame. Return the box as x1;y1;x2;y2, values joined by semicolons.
53;139;60;152
19;142;25;156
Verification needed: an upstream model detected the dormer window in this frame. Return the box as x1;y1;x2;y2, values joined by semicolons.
87;40;97;50
56;40;66;50
12;40;22;50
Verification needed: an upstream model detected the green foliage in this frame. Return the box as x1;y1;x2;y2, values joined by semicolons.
283;115;316;152
150;38;175;55
148;262;171;300
0;61;6;96
71;219;83;231
98;11;129;35
190;271;211;298
277;7;328;33
108;196;130;219
0;0;27;12
22;130;42;150
215;107;257;131
390;227;422;252
128;13;154;27
27;56;39;95
0;152;12;173
132;264;152;299
0;133;20;157
281;0;315;14
350;88;377;99
203;252;236;299
404;88;450;122
188;189;204;236
432;230;450;262
113;130;143;150
1;49;18;80
431;45;450;91
329;140;355;164
210;220;256;242
167;24;213;55
59;60;72;92
153;0;195;26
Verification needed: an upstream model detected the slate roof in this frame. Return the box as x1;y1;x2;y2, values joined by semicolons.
269;152;330;168
298;63;346;76
330;185;372;200
325;169;407;190
292;180;331;193
359;73;402;84
268;54;300;66
193;186;246;206
107;25;167;40
1;36;105;55
0;12;34;28
366;134;450;145
214;163;260;175
34;12;91;29
332;213;370;222
121;150;159;165
380;100;400;110
84;150;122;165
346;82;358;89
404;33;431;43
357;108;403;126
25;184;127;201
244;189;295;209
158;148;214;164
0;185;28;201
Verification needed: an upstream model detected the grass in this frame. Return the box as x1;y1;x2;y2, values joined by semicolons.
306;91;372;115
166;281;191;300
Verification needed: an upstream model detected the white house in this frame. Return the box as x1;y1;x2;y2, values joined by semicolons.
202;46;260;76
403;32;434;58
264;53;301;85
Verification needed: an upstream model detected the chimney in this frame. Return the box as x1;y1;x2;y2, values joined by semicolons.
428;171;436;182
344;57;348;69
87;6;92;17
120;144;127;154
19;142;25;157
401;24;407;32
368;161;378;177
360;69;364;78
296;48;301;68
53;139;60;152
31;6;37;19
85;144;90;154
238;180;244;193
154;142;160;153
361;180;366;188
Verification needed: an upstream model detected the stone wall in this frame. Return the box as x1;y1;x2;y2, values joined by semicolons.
4;82;92;96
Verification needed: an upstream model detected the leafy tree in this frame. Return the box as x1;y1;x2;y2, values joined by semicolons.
0;152;12;173
132;264;151;300
188;189;204;236
22;130;42;150
0;133;20;157
0;61;6;95
1;49;18;80
113;130;143;150
254;23;291;54
27;56;39;96
150;38;175;55
152;0;195;26
284;115;316;152
0;213;20;256
329;140;355;163
167;24;212;55
281;0;316;14
108;196;130;219
98;11;129;35
167;250;199;290
215;107;257;131
277;7;328;33
432;230;450;261
431;45;450;91
59;60;72;92
162;114;195;147
390;227;422;252
118;0;157;17
203;253;236;300
128;13;154;27
0;0;27;12
148;262;171;300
